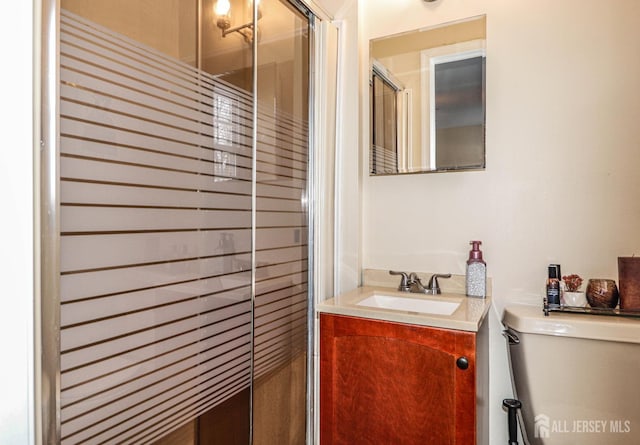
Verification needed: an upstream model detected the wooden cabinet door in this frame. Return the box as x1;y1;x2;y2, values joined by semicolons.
320;314;476;445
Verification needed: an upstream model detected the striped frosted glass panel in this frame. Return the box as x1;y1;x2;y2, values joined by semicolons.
254;106;309;379
59;10;253;445
370;144;398;174
371;72;398;174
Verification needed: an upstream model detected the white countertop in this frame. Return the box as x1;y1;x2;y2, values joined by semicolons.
317;285;492;332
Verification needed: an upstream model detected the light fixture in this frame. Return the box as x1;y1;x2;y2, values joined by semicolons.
214;0;262;44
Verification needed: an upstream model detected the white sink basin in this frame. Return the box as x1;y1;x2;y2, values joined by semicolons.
356;293;461;315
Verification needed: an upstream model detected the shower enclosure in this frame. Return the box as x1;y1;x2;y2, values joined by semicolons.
41;0;318;443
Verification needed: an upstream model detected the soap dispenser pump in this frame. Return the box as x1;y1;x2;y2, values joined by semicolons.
466;240;486;298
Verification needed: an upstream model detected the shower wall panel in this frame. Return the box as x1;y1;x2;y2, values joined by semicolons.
59;10;254;444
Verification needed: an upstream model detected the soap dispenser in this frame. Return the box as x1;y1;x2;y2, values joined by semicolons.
466;240;486;298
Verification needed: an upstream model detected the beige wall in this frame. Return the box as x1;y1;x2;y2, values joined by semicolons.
371;15;485;59
355;0;640;443
62;0;196;64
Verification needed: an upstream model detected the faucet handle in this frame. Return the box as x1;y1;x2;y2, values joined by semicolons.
427;273;452;294
389;270;411;291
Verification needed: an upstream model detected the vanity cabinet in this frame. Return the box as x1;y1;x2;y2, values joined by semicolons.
320;313;487;445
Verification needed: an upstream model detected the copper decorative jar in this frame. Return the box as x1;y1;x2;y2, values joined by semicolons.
585;279;619;308
618;257;640;311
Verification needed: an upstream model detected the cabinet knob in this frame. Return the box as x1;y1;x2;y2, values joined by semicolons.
456;356;470;370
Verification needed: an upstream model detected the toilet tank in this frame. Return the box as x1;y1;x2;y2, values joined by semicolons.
503;305;640;445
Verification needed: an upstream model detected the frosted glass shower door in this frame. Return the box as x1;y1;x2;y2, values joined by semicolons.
252;1;311;444
58;7;253;443
49;1;314;443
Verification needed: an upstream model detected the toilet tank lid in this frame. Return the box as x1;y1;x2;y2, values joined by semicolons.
502;304;640;344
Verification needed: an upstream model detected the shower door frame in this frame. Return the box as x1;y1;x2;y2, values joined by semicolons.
249;1;318;444
40;0;61;443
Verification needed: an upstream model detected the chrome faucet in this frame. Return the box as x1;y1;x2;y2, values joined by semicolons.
389;271;411;291
389;271;451;294
425;273;452;295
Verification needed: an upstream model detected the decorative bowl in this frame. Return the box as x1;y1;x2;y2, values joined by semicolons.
585;279;619;308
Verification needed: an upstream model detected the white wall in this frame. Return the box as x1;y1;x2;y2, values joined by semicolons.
331;0;361;295
357;0;640;443
0;2;36;445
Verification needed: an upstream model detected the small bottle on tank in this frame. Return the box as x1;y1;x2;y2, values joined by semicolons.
546;264;561;307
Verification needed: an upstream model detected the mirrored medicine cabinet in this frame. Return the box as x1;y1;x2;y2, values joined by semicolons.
370;15;486;175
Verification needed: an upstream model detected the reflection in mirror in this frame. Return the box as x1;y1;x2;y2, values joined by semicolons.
370;16;486;175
